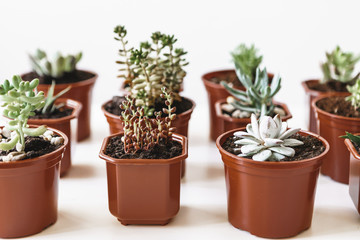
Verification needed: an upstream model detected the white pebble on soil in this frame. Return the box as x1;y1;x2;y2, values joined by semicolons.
221;104;235;113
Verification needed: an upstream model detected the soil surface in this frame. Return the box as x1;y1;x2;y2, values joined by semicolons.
30;107;73;119
222;133;325;162
316;96;360;118
307;80;350;92
105;136;182;159
104;96;193;117
0;136;61;161
22;70;95;84
207;71;243;87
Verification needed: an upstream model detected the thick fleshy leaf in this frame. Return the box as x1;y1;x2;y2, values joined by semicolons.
233;131;253;138
264;138;283;147
246;124;254;136
283;138;303;147
252;150;272;161
273;114;281;135
271;152;286;161
279;121;288;137
241;145;265;155
235;139;259;145
269;146;295;157
259;116;278;139
279;128;301;140
250;114;260;139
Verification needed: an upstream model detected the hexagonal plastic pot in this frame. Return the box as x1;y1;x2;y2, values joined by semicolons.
99;133;188;225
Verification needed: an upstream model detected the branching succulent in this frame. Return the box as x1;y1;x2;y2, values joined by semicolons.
29;49;82;79
231;43;263;80
0;76;47;157
119;87;176;154
320;46;360;84
221;66;281;117
233;114;303;161
40;81;71;114
345;78;360;110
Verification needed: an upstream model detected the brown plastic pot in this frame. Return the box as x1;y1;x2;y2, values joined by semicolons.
101;97;195;177
344;137;360;214
27;98;82;177
99;133;188;225
301;79;348;134
214;99;292;138
0;126;68;238
312;94;360;184
27;70;97;142
216;128;329;238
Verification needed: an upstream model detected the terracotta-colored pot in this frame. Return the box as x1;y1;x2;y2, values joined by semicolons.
312;94;360;184
27;99;82;177
301;79;348;134
99;133;188;225
216;128;329;238
24;70;97;142
0;126;68;238
214;99;292;138
202;70;274;141
101;97;195;178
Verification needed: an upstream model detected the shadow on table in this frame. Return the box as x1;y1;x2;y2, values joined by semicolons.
62;164;97;179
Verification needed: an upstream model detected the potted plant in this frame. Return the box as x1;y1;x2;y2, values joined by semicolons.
27;81;82;176
99;88;188;225
22;49;97;141
302;46;360;133
101;25;195;177
202;44;274;141
312;78;360;184
216;114;329;238
343;132;360;214
0;76;67;238
215;66;292;136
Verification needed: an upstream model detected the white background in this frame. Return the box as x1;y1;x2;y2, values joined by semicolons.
0;0;360;239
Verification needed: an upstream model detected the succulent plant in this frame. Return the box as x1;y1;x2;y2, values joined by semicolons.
40;81;71;114
119;87;176;153
0;76;47;156
29;49;82;79
231;43;263;80
321;46;360;84
345;78;360;110
233;114;303;161
341;131;360;146
221;66;281;117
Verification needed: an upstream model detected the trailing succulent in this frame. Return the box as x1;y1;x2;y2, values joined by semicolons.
29;49;82;79
114;25;188;116
232;114;303;161
119;87;176;153
231;43;263;80
321;46;360;84
0;76;63;162
40;81;71;114
221;66;281;117
345;78;360;110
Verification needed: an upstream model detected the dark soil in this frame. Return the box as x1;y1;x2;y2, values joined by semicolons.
22;70;95;84
30;107;73;119
105;136;182;159
207;71;243;87
308;80;350;92
0;136;61;161
222;133;325;162
316;96;360;118
104;96;193;117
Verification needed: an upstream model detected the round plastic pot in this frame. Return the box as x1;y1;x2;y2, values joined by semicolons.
101;97;195;177
202;69;273;141
344;138;360;214
301;79;348;134
27;98;82;177
99;133;188;225
312;94;360;184
0;126;68;238
31;70;97;142
216;128;329;238
214;99;292;137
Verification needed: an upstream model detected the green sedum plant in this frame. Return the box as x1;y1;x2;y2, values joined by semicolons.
321;46;360;84
231;43;263;80
345;78;360;110
29;49;82;79
233;114;303;161
40;81;71;114
221;66;281;117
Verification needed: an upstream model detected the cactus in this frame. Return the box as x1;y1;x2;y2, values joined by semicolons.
29;49;82;79
41;81;71;114
231;43;263;80
321;46;360;84
345;78;360;110
233;114;303;161
221;66;281;117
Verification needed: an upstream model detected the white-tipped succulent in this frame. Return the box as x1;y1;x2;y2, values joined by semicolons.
233;114;303;161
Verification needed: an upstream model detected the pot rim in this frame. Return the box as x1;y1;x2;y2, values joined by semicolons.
214;99;292;122
312;94;360;122
0;125;68;168
216;128;330;168
99;132;188;165
101;96;196;120
344;137;360;161
301;79;349;95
